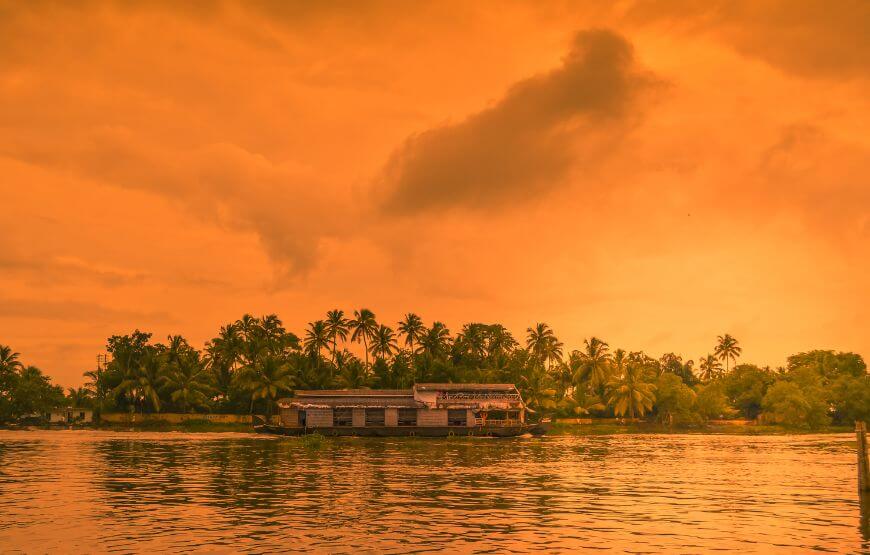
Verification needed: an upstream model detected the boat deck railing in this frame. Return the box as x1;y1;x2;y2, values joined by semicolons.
477;419;523;427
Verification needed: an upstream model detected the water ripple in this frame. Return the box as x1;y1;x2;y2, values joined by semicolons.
0;431;864;553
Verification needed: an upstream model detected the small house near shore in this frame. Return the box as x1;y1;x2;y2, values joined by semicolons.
46;407;93;424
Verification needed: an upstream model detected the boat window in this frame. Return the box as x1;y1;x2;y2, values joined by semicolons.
333;408;353;426
365;408;385;426
447;409;467;426
397;409;417;426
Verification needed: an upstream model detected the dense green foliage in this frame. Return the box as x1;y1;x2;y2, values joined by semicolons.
1;311;867;429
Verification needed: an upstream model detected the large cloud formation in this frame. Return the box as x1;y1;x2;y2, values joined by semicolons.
379;30;654;212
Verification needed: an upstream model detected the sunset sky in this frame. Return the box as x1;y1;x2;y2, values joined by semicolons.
1;1;868;387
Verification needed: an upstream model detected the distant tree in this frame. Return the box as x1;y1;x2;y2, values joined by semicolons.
161;350;212;413
370;324;399;361
325;310;350;362
694;382;730;421
786;350;866;384
606;359;656;419
303;320;331;368
654;373;697;425
698;354;723;382
349;309;378;367
714;334;742;374
573;337;611;392
0;345;22;422
235;354;294;416
419;322;452;359
722;364;774;419
762;380;829;429
11;366;65;417
830;374;870;424
337;357;370;389
66;386;94;409
397;313;425;355
520;363;557;411
526;323;563;371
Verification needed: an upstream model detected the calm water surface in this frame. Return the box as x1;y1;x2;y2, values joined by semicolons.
0;431;863;553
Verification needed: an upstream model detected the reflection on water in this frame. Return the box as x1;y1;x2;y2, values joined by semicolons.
0;431;864;553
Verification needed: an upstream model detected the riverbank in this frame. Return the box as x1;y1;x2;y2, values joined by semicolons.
549;421;853;435
1;420;852;435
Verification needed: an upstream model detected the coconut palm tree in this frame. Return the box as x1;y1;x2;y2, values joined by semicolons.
455;323;489;361
325;309;349;362
303;320;331;367
714;334;742;374
486;325;518;361
574;337;612;391
606;360;656;419
66;387;93;408
698;354;723;382
235;354;294;416
337;358;370;389
0;345;22;375
419;322;451;359
137;347;163;413
161;351;212;413
526;323;561;368
371;324;399;361
349;309;378;367
397;313;425;355
520;363;557;411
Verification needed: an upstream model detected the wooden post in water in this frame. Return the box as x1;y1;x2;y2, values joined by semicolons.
857;421;870;493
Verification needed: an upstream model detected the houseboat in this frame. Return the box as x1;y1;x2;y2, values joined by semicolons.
255;383;549;437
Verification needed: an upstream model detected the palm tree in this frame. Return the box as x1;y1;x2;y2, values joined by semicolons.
526;323;560;367
0;345;22;375
337;358;370;389
486;325;518;361
161;351;212;413
0;345;22;406
349;309;378;367
137;347;163;413
66;387;93;408
714;334;742;374
574;337;612;391
397;313;425;355
235;354;294;416
698;354;723;382
325;309;349;362
371;324;399;361
455;323;488;361
606;360;656;419
420;322;451;359
520;363;557;411
303;320;331;367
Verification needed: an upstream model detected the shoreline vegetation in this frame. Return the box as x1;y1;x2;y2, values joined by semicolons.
1;310;868;433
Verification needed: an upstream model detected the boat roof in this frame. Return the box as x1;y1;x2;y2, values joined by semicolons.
293;389;412;397
414;383;518;392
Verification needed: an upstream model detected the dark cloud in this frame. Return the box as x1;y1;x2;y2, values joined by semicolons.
624;0;870;79
1;129;344;276
378;29;654;213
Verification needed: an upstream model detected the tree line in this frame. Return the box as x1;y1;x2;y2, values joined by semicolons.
1;310;867;428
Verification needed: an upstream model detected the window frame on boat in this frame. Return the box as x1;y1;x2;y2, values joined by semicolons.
365;408;385;426
333;407;353;427
397;408;417;426
447;409;467;427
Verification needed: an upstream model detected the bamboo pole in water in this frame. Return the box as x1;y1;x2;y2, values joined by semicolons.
857;421;870;493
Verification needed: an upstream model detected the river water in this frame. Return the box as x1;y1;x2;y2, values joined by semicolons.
0;430;863;553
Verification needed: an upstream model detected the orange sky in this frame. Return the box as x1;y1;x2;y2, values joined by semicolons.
1;1;868;387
